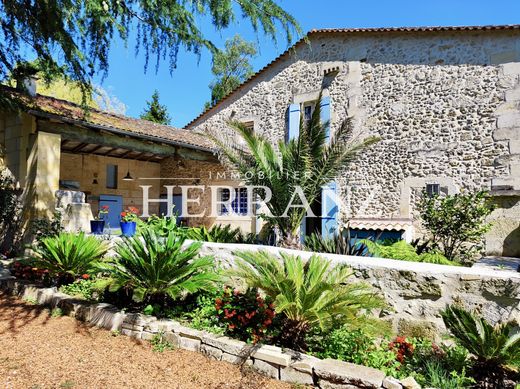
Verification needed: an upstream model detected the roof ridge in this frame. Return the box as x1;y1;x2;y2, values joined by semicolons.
184;23;520;129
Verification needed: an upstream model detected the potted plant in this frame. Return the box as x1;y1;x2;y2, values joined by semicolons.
90;205;109;235
120;207;139;237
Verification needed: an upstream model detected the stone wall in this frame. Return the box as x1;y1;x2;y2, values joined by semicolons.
188;30;520;255
196;241;520;336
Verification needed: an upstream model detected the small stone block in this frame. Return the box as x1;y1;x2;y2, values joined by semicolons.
252;345;291;367
121;328;142;339
252;359;279;379
221;352;247;365
176;326;205;340
201;344;223;360
314;358;385;388
280;366;314;385
383;376;403;389
178;336;201;352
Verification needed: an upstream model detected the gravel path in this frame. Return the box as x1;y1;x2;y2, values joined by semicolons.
0;292;295;389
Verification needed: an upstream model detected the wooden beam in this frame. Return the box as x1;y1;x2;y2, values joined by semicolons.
71;142;90;153
101;147;116;156
118;150;135;159
37;119;214;161
61;139;70;147
89;144;105;154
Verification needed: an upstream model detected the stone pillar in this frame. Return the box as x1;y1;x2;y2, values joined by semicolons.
24;131;61;220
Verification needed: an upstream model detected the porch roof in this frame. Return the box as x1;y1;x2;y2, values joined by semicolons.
1;85;214;153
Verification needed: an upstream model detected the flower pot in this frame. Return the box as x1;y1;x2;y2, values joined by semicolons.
90;220;105;235
120;221;137;237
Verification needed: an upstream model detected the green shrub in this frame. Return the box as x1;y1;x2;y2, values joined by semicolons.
441;305;520;385
31;211;63;242
59;278;98;300
98;228;220;303
187;224;256;244
215;286;277;343
304;228;367;256
150;332;175;352
164;290;225;335
418;190;495;262
362;239;458;265
140;215;185;237
233;250;384;350
31;232;108;285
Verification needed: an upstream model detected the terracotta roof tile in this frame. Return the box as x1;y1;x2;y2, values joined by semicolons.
1;85;214;152
185;24;520;129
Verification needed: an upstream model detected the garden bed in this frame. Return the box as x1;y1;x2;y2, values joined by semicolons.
0;278;405;389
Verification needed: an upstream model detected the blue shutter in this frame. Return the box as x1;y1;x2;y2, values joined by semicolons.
320;96;331;142
288;103;300;141
320;96;338;238
321;181;339;238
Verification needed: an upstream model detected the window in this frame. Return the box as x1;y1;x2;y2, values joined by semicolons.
106;164;118;189
425;183;440;197
218;188;248;216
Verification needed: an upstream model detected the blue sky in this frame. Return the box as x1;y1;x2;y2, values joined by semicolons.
93;0;520;128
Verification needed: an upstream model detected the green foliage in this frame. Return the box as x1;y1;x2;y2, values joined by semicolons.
31;212;63;242
232;250;384;349
187;224;256;244
59;279;98;300
362;239;458;265
141;215;184;237
211;93;379;247
98;228;220;303
50;307;64;317
215;287;276;343
441;305;520;373
418;190;495;262
206;35;257;108
304;228;367;256
399;338;474;387
0;1;300;102
140;90;171;125
0;166;22;254
150;332;175;352
165;290;225;335
311;327;402;377
31;232;108;284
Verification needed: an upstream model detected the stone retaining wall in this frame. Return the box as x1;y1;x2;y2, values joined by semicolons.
0;279;409;389
196;241;520;337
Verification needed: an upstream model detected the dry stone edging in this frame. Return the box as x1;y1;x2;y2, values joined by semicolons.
0;278;410;389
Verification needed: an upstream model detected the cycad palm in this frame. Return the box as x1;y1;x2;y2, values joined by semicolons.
233;250;384;350
209;94;379;247
441;305;520;383
98;228;220;303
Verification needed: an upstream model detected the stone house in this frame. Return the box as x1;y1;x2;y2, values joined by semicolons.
186;25;520;257
2;24;520;257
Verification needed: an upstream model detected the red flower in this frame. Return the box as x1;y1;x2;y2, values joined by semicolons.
81;274;90;280
120;212;127;217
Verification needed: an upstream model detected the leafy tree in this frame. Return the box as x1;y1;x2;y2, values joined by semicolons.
418;190;495;262
441;305;520;387
232;250;384;350
140;90;171;125
211;94;379;248
206;35;257;109
98;228;220;304
0;0;300;102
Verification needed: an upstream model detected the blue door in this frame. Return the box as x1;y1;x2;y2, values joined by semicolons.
99;195;123;230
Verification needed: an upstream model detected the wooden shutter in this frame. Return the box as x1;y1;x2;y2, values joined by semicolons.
320;96;331;142
320;96;338;238
321;181;339;238
288;103;300;141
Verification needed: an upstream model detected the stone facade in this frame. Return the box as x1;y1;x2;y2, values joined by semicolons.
188;29;520;256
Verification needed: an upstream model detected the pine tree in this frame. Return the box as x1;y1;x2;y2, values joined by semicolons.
140;90;171;125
